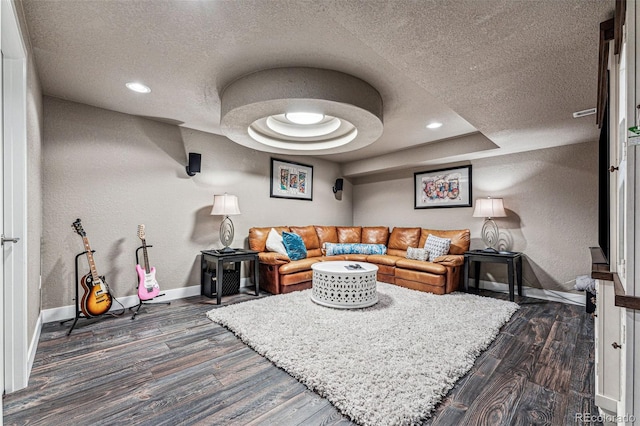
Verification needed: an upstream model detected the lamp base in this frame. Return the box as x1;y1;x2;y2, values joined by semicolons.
219;216;235;247
481;218;500;250
218;246;236;253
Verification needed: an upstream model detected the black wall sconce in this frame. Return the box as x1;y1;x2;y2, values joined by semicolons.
333;178;344;200
186;152;201;177
332;178;344;193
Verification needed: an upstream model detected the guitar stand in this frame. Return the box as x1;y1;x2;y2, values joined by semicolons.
61;250;106;336
130;244;170;320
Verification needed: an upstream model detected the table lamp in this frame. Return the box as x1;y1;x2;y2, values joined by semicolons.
473;197;507;252
210;193;241;253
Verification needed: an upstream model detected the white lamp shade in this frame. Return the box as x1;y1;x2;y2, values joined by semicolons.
472;197;506;218
210;193;241;216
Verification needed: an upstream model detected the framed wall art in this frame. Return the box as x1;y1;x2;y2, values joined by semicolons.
270;158;314;201
414;165;472;209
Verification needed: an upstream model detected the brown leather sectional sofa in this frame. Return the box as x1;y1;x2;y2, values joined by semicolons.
248;225;470;296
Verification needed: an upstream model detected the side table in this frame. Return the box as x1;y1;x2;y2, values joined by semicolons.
463;250;523;302
201;249;260;305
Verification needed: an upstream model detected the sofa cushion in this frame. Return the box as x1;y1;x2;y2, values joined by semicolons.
361;226;390;245
343;254;369;262
289;225;320;249
258;252;290;265
279;258;321;274
282;231;307;261
395;258;447;274
418;229;470;255
388;227;421;250
314;225;338;246
249;226;290;252
366;254;404;266
337;226;362;243
406;247;429;261
266;228;288;255
306;249;323;258
324;243;387;256
432;255;464;267
424;234;451;261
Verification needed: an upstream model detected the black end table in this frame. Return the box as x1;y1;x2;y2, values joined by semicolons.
463;250;523;302
201;249;260;305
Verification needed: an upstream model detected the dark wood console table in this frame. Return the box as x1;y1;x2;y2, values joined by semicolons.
200;249;259;305
463;250;523;302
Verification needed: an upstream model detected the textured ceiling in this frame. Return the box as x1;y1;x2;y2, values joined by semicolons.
20;0;613;172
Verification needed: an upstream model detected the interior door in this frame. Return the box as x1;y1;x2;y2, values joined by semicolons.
1;0;28;396
0;3;5;420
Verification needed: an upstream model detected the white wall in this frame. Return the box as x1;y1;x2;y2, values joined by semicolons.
353;141;599;292
42;97;351;310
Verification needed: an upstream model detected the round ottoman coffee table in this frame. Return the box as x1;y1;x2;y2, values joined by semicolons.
310;261;378;309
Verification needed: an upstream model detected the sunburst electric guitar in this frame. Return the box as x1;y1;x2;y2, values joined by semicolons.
72;219;113;317
136;225;160;301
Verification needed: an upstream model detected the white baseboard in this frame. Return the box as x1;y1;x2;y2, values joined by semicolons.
477;279;585;306
27;313;42;376
42;284;202;324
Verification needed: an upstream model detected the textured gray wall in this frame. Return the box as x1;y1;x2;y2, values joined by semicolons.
41;97;598;309
41;97;351;310
26;50;43;342
353;142;599;292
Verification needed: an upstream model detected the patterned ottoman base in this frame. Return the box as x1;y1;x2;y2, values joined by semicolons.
310;261;378;309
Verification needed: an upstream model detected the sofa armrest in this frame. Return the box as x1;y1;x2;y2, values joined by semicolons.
432;254;464;267
258;252;290;265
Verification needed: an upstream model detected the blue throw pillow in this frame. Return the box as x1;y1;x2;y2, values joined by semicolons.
324;243;387;256
282;231;307;261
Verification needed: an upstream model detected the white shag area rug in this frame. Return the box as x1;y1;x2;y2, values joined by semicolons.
207;283;519;426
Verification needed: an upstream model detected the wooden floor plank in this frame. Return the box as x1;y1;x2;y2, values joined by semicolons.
511;381;557;426
3;290;599;426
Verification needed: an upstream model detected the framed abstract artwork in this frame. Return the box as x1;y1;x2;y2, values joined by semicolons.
414;165;472;209
270;158;314;201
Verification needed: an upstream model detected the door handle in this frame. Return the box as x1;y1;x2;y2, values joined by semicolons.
1;234;20;245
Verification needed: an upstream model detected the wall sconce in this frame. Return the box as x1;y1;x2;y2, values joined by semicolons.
210;193;241;253
333;178;344;200
186;152;201;177
472;197;507;252
332;178;344;193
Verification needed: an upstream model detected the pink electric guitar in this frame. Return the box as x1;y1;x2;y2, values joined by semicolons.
136;225;160;300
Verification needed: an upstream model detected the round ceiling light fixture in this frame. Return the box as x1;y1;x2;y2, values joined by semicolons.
285;112;325;125
426;122;443;129
220;67;383;155
265;115;342;138
126;82;151;94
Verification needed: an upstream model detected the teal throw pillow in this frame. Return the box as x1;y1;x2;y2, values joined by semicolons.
282;231;307;261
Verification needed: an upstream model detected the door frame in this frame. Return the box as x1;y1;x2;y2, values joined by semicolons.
1;0;29;393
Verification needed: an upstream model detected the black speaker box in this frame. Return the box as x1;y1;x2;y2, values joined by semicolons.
203;268;240;298
186;153;201;176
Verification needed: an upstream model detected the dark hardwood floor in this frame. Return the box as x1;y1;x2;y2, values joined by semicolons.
3;289;601;425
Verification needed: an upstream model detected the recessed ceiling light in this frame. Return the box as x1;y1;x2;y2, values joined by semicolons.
285;112;324;125
426;122;443;129
126;82;151;94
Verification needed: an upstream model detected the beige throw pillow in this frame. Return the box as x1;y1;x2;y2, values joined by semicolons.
406;247;429;261
266;228;288;255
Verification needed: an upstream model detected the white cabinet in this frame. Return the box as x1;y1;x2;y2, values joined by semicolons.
594;277;623;416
